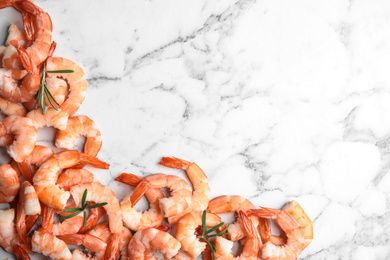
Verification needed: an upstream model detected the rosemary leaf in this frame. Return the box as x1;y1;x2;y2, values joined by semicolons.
202;210;207;236
205;232;230;238
47;70;74;73
64;208;82;213
44;87;58;111
87;202;108;209
204;222;225;235
82;189;88;206
83;210;87;227
59;210;82;221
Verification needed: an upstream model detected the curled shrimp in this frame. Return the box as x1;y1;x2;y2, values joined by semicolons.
115;172;164;231
57;233;107;260
0;96;27;116
249;207;305;260
45;57;87;116
0;164;20;203
0;115;37;162
70;182;122;234
31;230;72;260
159;157;210;224
20;181;41;215
207;195;259;242
77;202;105;234
55;115;102;159
282;200;313;249
176;211;225;259
52;202;83;236
57;168;99;191
130;173;192;218
5;23;27;48
33;150;109;210
0;46;40;102
0;208;18;253
1;0;52;69
214;211;261;260
26;107;69;131
127;227;181;260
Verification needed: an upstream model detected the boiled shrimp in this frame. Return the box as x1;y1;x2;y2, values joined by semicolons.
0;164;20;203
57;233;107;260
207;195;259;242
159;157;210;224
55;115;102;160
70;182;122;234
45;57;87;116
127;227;181;260
116;173;164;231
26;107;69;130
31;230;72;260
0;46;40;102
1;0;52;69
52;203;83;236
13;244;31;260
57;168;99;191
0;208;18;253
0;115;38;162
0;96;27;116
78;203;105;234
20;181;41;215
282;200;313;249
214;211;261;260
176;211;225;258
5;23;27;48
249;207;305;260
33;150;109;210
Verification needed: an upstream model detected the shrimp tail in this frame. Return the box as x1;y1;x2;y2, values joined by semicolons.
22;12;34;41
56;234;85;245
115;172;142;186
238;210;257;238
249;207;280;219
12;0;39;15
13;244;31;260
79;153;109;169
104;233;121;260
159;157;190;170
16;161;33;183
0;0;12;9
16;46;37;74
129;180;149;207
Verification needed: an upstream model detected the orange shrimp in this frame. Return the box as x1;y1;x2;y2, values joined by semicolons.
55;115;102;160
249;207;305;260
20;181;41;215
0;115;37;162
70;182;122;234
1;0;52;69
5;23;27;48
159;157;210;224
13;244;31;260
0;164;20;203
77;203;105;234
0;96;27;116
52;203;83;236
214;211;261;260
57;233;107;260
33;151;109;210
31;230;72;260
57;168;99;191
130;173;192;218
45;57;87;116
26;107;69;130
0;208;18;253
115;173;164;231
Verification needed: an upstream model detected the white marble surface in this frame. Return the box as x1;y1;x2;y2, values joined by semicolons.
1;0;390;259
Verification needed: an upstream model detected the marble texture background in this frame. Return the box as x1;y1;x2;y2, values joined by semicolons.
1;0;390;259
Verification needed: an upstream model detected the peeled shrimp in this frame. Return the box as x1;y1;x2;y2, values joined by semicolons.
1;0;52;69
0;208;18;253
130;173;192;219
20;181;41;215
207;195;259;242
46;57;87;116
128;227;181;260
26;107;69;130
176;211;225;258
0;164;20;203
57;168;99;191
0;46;40;102
249;207;305;260
116;173;164;231
52;203;83;236
0;115;37;162
282;200;313;249
0;96;27;116
70;182;122;234
57;234;107;260
5;23;27;48
55;115;102;159
31;230;72;260
77;203;105;234
159;157;210;224
33;150;109;210
214;211;261;260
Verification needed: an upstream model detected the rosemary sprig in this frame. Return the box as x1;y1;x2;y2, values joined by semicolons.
59;189;107;227
34;64;74;114
198;210;230;260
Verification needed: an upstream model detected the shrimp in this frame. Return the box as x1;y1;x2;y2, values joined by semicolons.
31;230;72;260
70;182;122;234
207;195;259;242
249;207;305;260
175;211;225;259
77;203;105;234
282;200;313;249
57;234;107;260
52;203;83;236
57;168;99;191
115;173;164;231
13;244;31;260
16;182;34;250
0;115;38;162
16;145;54;183
0;164;20;203
33;150;109;210
20;181;41;215
159;157;210;224
0;96;27;116
5;23;27;48
1;0;52;69
0;46;40;102
45;57;87;116
214;211;261;260
38;203;54;234
0;208;18;253
127;227;181;260
55;115;102;160
26;107;69;130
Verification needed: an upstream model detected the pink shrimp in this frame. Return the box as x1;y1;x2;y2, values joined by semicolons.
31;230;72;260
0;208;18;253
57;233;107;260
56;168;99;191
26;107;69;131
0;164;20;203
0;96;27;116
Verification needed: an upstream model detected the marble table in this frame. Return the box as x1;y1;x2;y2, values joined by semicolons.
1;0;390;259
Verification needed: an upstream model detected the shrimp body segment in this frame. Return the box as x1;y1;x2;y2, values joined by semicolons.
20;181;41;215
57;168;99;191
33;151;109;210
249;207;305;260
31;230;72;260
26;107;69;131
46;57;87;116
127;227;181;260
57;233;107;260
70;182;122;234
0;96;27;116
0;164;20;203
0;208;18;253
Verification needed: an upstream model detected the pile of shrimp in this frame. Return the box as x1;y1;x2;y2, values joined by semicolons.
0;1;314;260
